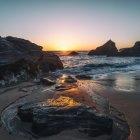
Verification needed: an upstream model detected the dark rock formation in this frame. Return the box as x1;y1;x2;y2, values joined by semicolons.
0;36;63;86
55;85;70;91
68;51;79;55
63;75;77;83
18;96;113;137
88;40;118;56
6;36;43;52
39;52;63;72
119;41;140;56
75;74;92;80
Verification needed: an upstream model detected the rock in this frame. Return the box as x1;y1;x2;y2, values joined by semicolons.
75;75;92;80
119;41;140;56
68;51;79;55
55;85;72;91
64;76;77;83
40;78;56;86
6;36;43;52
0;36;63;86
18;96;113;137
55;75;77;91
0;59;40;84
39;52;63;72
88;40;118;56
18;104;34;122
19;88;28;92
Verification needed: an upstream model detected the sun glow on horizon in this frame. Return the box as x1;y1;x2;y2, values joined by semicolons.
50;41;76;51
59;45;68;51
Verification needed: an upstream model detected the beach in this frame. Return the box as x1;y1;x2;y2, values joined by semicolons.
0;52;140;140
0;71;139;140
0;0;140;139
79;72;140;140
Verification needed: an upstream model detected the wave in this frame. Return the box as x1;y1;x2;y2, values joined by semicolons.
58;55;140;76
83;63;129;69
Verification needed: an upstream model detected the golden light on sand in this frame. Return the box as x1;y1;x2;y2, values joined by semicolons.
48;96;80;108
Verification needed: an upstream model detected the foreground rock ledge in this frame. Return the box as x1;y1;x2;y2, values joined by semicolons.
18;96;113;137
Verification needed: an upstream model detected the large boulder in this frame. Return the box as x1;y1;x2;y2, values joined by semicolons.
39;52;63;72
0;36;63;86
119;41;140;56
68;51;79;55
18;96;113;137
6;36;43;52
88;40;118;56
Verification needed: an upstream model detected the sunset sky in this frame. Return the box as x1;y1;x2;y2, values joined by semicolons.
0;0;140;51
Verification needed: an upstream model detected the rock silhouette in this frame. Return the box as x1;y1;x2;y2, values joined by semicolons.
68;51;79;55
119;41;140;56
0;36;63;86
88;40;118;56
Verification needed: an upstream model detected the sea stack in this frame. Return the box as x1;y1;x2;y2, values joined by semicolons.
68;51;79;55
88;40;118;56
119;41;140;56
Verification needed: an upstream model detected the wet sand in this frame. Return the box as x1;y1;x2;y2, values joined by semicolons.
79;72;140;140
93;87;140;140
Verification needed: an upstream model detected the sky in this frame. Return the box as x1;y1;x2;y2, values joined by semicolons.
0;0;140;51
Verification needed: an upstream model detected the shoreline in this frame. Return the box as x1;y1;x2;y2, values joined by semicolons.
80;72;140;140
0;72;139;140
95;89;140;140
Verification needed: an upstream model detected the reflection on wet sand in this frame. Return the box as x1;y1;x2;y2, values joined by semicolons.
114;74;135;92
54;88;95;107
92;72;140;92
55;74;77;91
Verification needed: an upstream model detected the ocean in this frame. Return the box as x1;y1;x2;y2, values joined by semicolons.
56;51;140;78
54;51;140;92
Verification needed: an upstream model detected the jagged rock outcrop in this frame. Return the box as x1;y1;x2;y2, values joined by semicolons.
75;74;92;80
119;41;140;56
68;51;79;55
0;36;63;86
6;36;43;52
18;96;113;137
88;40;118;56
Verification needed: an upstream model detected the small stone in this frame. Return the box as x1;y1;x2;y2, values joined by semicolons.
64;76;77;83
76;75;92;80
20;88;28;92
40;78;56;86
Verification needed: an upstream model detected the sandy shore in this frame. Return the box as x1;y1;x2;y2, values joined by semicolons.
0;72;139;140
93;88;140;140
0;82;35;140
79;72;140;140
0;81;112;140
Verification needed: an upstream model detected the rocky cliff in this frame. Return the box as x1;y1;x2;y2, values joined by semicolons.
0;36;63;86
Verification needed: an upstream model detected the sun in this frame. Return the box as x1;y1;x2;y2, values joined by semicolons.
60;46;68;51
59;43;69;51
